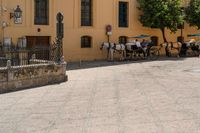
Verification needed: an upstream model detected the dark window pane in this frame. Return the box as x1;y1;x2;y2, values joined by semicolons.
81;0;92;26
34;0;49;25
81;36;92;48
119;2;128;27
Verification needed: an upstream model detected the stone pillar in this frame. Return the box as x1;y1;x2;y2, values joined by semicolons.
60;56;67;72
6;60;13;81
60;56;67;81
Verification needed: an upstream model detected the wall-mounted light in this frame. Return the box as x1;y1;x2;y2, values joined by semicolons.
10;5;22;24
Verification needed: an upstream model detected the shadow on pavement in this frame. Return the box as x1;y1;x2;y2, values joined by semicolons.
67;56;192;71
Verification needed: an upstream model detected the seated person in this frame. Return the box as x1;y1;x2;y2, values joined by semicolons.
146;40;153;56
141;39;148;52
136;39;146;57
141;39;146;47
142;39;152;47
126;40;137;50
135;39;142;48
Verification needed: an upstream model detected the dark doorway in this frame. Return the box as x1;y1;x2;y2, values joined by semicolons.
119;36;127;44
26;36;50;60
151;36;158;46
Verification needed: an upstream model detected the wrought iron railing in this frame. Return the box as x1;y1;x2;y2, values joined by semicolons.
0;46;50;67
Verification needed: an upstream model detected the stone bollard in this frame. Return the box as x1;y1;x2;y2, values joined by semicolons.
31;54;36;60
29;54;36;64
60;56;67;72
7;60;11;69
60;56;67;81
60;56;65;64
7;60;13;81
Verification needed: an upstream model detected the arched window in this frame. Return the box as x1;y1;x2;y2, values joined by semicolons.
119;36;127;44
81;0;93;26
81;36;92;48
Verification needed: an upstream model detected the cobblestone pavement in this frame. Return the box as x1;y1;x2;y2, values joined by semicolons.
0;58;200;133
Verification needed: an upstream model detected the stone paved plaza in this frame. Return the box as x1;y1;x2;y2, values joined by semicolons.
0;58;200;133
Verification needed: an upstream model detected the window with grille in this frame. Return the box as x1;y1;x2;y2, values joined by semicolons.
34;0;49;25
119;36;127;44
119;2;128;27
81;0;92;26
81;36;92;48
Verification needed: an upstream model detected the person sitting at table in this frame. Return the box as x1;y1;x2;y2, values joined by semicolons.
136;39;146;57
141;39;146;47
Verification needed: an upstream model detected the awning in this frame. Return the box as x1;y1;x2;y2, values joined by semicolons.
128;34;151;39
187;33;200;37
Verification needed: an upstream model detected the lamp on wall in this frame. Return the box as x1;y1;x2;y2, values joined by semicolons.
10;5;22;19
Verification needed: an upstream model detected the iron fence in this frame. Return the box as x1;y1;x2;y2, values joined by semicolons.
0;46;50;67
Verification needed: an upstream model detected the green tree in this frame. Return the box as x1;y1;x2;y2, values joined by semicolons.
137;0;184;42
185;0;200;29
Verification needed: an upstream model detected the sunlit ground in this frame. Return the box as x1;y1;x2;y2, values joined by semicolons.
0;57;199;133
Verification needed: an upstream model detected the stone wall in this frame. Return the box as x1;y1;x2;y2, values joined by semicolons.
0;61;67;94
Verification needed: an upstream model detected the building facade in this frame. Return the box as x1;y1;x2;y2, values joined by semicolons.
0;0;198;62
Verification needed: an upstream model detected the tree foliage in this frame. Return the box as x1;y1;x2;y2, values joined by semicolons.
137;0;184;42
185;0;200;29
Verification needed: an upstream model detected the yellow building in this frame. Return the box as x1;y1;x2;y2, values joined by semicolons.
0;0;199;62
